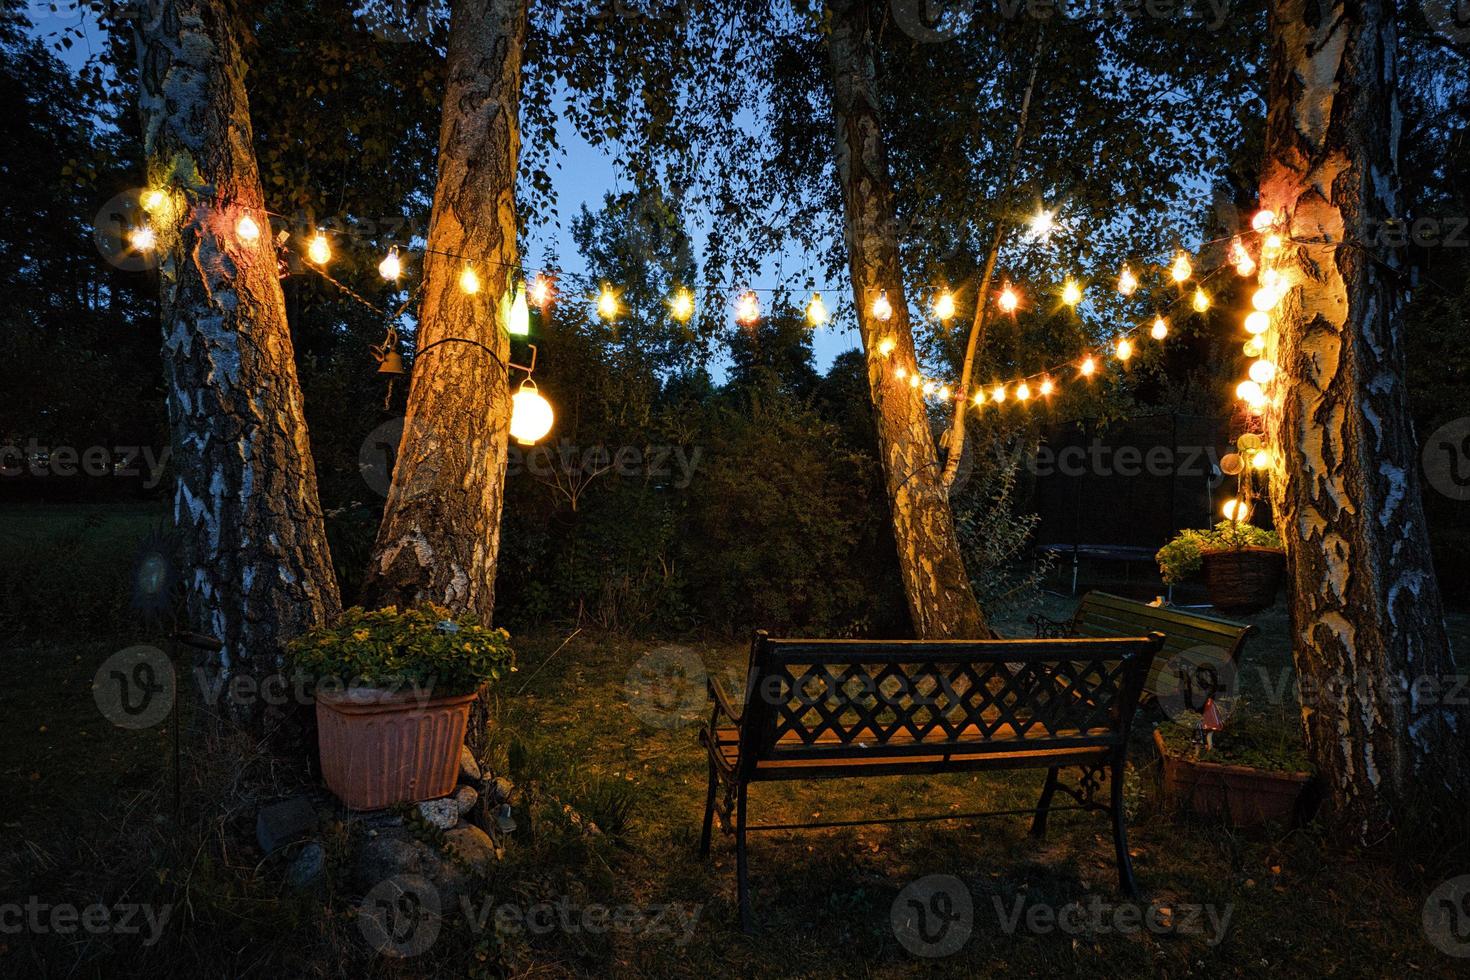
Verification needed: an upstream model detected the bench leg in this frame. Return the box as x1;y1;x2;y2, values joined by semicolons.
736;781;752;934
1110;756;1139;899
699;756;717;857
1030;767;1060;838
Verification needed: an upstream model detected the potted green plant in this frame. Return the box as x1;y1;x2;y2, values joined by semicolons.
1154;698;1314;828
1156;520;1285;613
287;605;514;810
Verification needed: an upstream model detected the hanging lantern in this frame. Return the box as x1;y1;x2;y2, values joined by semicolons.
142;189;168;213
1236;380;1265;406
872;290;893;322
379;247;402;281
1029;209;1056;240
1221;497;1252;522
806;292;830;327
510;379;554;446
991;384;1006;403
307;232;331;265
1245;311;1271;335
507;282;531;336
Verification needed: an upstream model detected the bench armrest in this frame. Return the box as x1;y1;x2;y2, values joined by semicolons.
708;675;743;726
1027;612;1079;639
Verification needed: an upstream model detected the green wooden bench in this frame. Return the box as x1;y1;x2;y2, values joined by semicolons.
1028;591;1254;709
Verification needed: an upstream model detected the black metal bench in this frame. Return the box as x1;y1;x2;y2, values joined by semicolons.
1029;591;1254;708
698;630;1164;931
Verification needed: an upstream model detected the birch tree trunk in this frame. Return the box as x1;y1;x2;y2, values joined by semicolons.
135;0;341;729
1261;0;1469;838
361;0;526;622
824;0;989;639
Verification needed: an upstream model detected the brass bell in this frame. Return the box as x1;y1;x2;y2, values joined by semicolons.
376;350;406;375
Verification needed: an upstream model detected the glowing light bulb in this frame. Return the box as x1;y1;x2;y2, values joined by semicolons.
909;373;921;389
1151;316;1169;340
937;386;951;402
1252;209;1277;233
1222;497;1252;521
378;247;402;281
992;385;1006;403
459;264;481;295
670;288;695;323
1116;338;1133;362
1244;337;1266;357
236;214;261;243
510;380;554;446
1245;311;1271;335
142;189;168;213
598;286;619;320
307;232;331;265
877;336;896;357
1249;359;1277;384
1080;356;1097;377
1252;287;1279;312
128;225;156;251
998;286;1019;313
1171;253;1193;283
1192;287;1211;313
1029;209;1056;240
508;283;530;336
529;274;554;308
1118;265;1138;296
1061;280;1083;307
973;390;987;406
934;290;956;321
1263;233;1284;256
736;291;761;325
1039;378;1055;397
806;292;829;327
922;380;937;396
1236;379;1265;404
1017;382;1032;401
1251;449;1271;470
895;366;908;380
872;290;893;322
1235;256;1257;278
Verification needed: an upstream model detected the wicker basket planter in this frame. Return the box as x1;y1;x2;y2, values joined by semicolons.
1154;730;1312;828
316;688;477;811
1200;546;1286;613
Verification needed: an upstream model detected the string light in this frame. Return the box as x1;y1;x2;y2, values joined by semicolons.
508;283;530;336
1262;233;1284;257
128;226;156;251
1061;280;1083;307
1151;316;1169;340
895;365;908;379
142;189;168;212
1236;379;1265;405
922;380;937;396
459;264;481;295
872;290;893;322
1252;209;1277;232
1222;497;1253;521
1171;253;1193;283
1116;338;1133;362
307;232;331;265
806;292;830;327
1080;356;1097;377
736;291;761;325
1192;287;1211;313
934;290;956;321
597;285;619;320
938;385;951;401
1244;336;1266;357
236;214;261;243
909;373;921;389
669;288;695;323
1245;311;1270;335
1248;359;1277;384
529;274;555;309
1118;265;1138;296
1251;449;1271;470
973;389;987;406
877;337;896;357
1039;377;1055;396
992;385;1006;403
1028;209;1056;241
378;246;402;281
997;285;1020;313
1017;382;1032;401
1251;287;1279;312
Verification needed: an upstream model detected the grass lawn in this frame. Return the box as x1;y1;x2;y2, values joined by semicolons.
2;504;1469;976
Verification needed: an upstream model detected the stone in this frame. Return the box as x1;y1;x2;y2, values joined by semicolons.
458;745;482;783
452;784;478;816
484;776;515;806
256;796;317;855
354;824;496;906
287;842;326;889
416;797;460;831
443;824;496;869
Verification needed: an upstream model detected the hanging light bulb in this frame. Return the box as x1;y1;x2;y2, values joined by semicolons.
1251;287;1279;312
597;285;619;320
1262;233;1284;257
1118;265;1139;296
1244;337;1266;357
509;379;554;446
922;380;937;396
307;232;331;265
934;290;956;321
1236;379;1265;405
877;336;896;357
236;214;261;244
937;385;951;401
872;290;893;322
992;384;1007;403
459;264;482;295
736;290;761;325
1249;359;1277;384
1028;209;1056;241
1061;280;1083;307
669;288;695;323
378;246;402;281
1252;209;1277;233
1171;253;1193;283
1080;356;1097;377
1222;497;1253;521
909;373;922;389
529;274;555;309
1251;449;1271;470
1039;377;1055;397
895;365;908;380
1151;316;1169;340
973;389;987;406
142;189;168;213
128;225;156;251
1235;255;1257;278
806;292;830;327
1116;337;1133;362
997;285;1020;313
1245;311;1271;335
508;282;530;336
1229;236;1256;277
1017;382;1032;401
1192;287;1211;313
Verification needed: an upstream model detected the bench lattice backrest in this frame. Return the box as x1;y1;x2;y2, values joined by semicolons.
737;635;1161;770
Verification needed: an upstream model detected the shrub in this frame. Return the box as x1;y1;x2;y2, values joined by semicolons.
1155;520;1282;585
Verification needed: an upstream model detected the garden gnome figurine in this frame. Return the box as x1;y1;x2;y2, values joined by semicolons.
1201;697;1224;752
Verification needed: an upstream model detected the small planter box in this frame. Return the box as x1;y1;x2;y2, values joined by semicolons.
1201;546;1286;613
316;688;477;811
1154;729;1312;828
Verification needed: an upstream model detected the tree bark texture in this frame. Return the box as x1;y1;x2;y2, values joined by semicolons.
135;0;341;727
362;0;527;622
1261;0;1468;837
824;0;989;639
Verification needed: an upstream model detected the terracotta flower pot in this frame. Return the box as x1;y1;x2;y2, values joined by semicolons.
1201;546;1286;613
1154;730;1312;828
316;687;477;810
